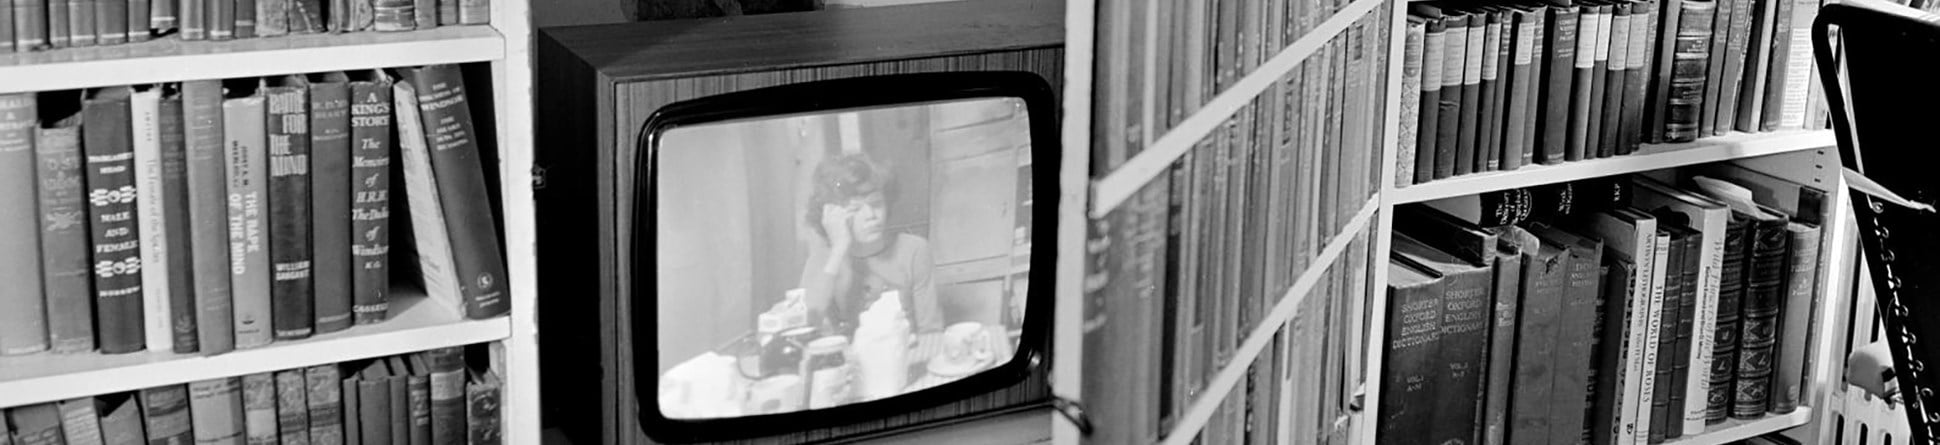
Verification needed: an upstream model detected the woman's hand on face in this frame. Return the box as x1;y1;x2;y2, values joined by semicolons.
821;204;854;251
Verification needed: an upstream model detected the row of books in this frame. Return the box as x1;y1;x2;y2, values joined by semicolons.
1378;167;1829;445
1396;0;1833;186
0;63;509;358
1088;183;1373;445
1089;0;1369;174
0;344;502;445
1084;8;1388;436
0;0;488;52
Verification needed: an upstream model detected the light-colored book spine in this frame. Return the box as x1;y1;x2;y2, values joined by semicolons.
58;398;105;445
224;87;273;349
1623;217;1659;445
132;85;173;354
189;377;246;445
393;79;459;313
1637;231;1671;445
1686;207;1726;435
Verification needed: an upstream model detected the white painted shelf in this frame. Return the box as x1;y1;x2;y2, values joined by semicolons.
1158;196;1381;445
1386;130;1837;205
1662;408;1815;445
0;25;506;94
0;289;511;408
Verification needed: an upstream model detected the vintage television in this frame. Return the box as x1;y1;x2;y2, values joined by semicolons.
533;1;1062;443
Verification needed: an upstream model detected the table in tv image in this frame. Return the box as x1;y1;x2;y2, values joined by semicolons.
650;96;1037;420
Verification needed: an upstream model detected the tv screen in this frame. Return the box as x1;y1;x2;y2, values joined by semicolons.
633;72;1056;442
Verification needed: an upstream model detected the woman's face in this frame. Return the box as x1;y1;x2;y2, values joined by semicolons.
845;190;888;244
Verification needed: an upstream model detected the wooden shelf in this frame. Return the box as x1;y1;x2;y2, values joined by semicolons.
1158;196;1380;445
1385;130;1836;205
1661;408;1815;445
1088;0;1387;218
0;25;506;94
0;289;511;408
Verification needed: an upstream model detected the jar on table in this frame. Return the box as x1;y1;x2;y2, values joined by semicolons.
802;335;852;409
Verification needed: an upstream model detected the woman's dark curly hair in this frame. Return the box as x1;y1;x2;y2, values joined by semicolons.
804;152;893;241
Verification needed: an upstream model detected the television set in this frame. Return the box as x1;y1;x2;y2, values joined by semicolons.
631;71;1057;443
533;2;1062;442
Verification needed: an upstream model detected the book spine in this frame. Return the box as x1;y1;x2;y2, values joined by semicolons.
1476;14;1504;173
307;365;345;445
184;80;234;355
132;88;173;354
288;0;322;32
349;78;392;325
1430;265;1491;445
1509;245;1566;445
233;0;251;37
1434;16;1463;179
1666;0;1714;142
390;372;409;445
224;92;272;349
37;112;94;353
242;373;278;445
148;0;170;34
1714;0;1757;134
93;0;122;43
427;347;467;445
407;65;508;320
1519;11;1544;167
1399;20;1423;186
463;376;500;445
1504;12;1537;171
1597;6;1629;159
1709;218;1749;421
57;398;102;445
207;0;228;39
1374;265;1441;445
1590;258;1634;445
1733;222;1786;417
1454;15;1483;176
83;89;145;355
1621;1;1655;155
140;385;194;444
160;90;200;354
97;395;143;445
0;0;13;52
50;0;70;47
124;0;143;41
1670;232;1703;438
1774;0;1813;129
409;375;431;445
1483;251;1523;445
69;0;92;45
1549;238;1601;445
1537;8;1576;164
188;377;246;445
393;80;460;308
1649;233;1684;442
1565;6;1599;162
276;370;313;445
0;94;47;355
454;0;479;24
1751;0;1788;131
14;0;47;49
1415;17;1444;183
1687;218;1726;436
351;0;374;30
310;76;353;334
179;0;200;38
266;81;315;341
371;0;407;30
1771;223;1818;413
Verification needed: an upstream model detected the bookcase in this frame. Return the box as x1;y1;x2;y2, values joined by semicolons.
0;0;540;442
1057;0;1858;443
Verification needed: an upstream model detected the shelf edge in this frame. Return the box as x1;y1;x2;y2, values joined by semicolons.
1385;130;1836;205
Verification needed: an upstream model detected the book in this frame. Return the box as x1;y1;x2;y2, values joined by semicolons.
35;99;95;354
131;86;173;354
1414;11;1446;182
51;0;72;47
1634;175;1730;436
180;0;201;38
277;369;314;445
399;65;509;320
1375;260;1444;445
224;81;273;349
188;377;247;445
69;0;93;46
372;0;410;30
1582;208;1660;445
83;86;146;355
266;75;316;341
1535;1;1579;164
1596;2;1630;159
94;394;142;445
159;87;200;354
184;79;236;355
9;404;65;445
308;365;347;445
349;70;393;325
140;385;194;444
310;72;355;334
290;0;323;32
1400;17;1425;186
1394;233;1493;445
0;93;47;355
1455;11;1484;176
464;366;502;445
425;347;466;445
57;398;103;445
1665;0;1714;142
243;373;278;445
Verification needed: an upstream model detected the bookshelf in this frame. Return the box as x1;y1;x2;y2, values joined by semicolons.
1063;0;1856;440
0;0;540;442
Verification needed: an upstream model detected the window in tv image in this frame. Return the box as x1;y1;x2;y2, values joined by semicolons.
652;97;1034;420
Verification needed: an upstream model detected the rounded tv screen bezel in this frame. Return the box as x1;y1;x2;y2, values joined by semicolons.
628;71;1060;444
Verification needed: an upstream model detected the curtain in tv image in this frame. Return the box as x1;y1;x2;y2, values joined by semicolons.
652;97;1034;419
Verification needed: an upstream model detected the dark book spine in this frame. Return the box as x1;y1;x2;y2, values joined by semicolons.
1583;5;1614;159
1734;220;1787;418
184;80;234;355
233;0;251;37
1665;0;1715;142
1649;232;1684;442
406;65;509;319
1548;235;1602;445
1434;15;1465;179
1454;15;1484;175
1564;6;1599;162
1669;231;1701;438
83;89;145;355
1415;17;1445;184
1375;264;1442;445
1536;7;1577;164
1709;217;1750;421
1597;5;1630;159
0;94;48;356
349;76;393;325
267;80;315;341
1483;250;1524;445
1757;0;1796;132
1589;257;1638;445
409;375;431;445
1519;11;1546;167
1429;264;1491;445
1771;223;1819;414
1698;0;1734;136
50;0;71;47
141;385;194;444
277;369;313;445
310;75;353;334
1477;13;1506;172
1620;0;1656;155
1503;11;1536;171
160;91;198;354
427;347;467;445
1713;0;1757;135
36;112;94;354
464;376;501;445
1509;245;1566;445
